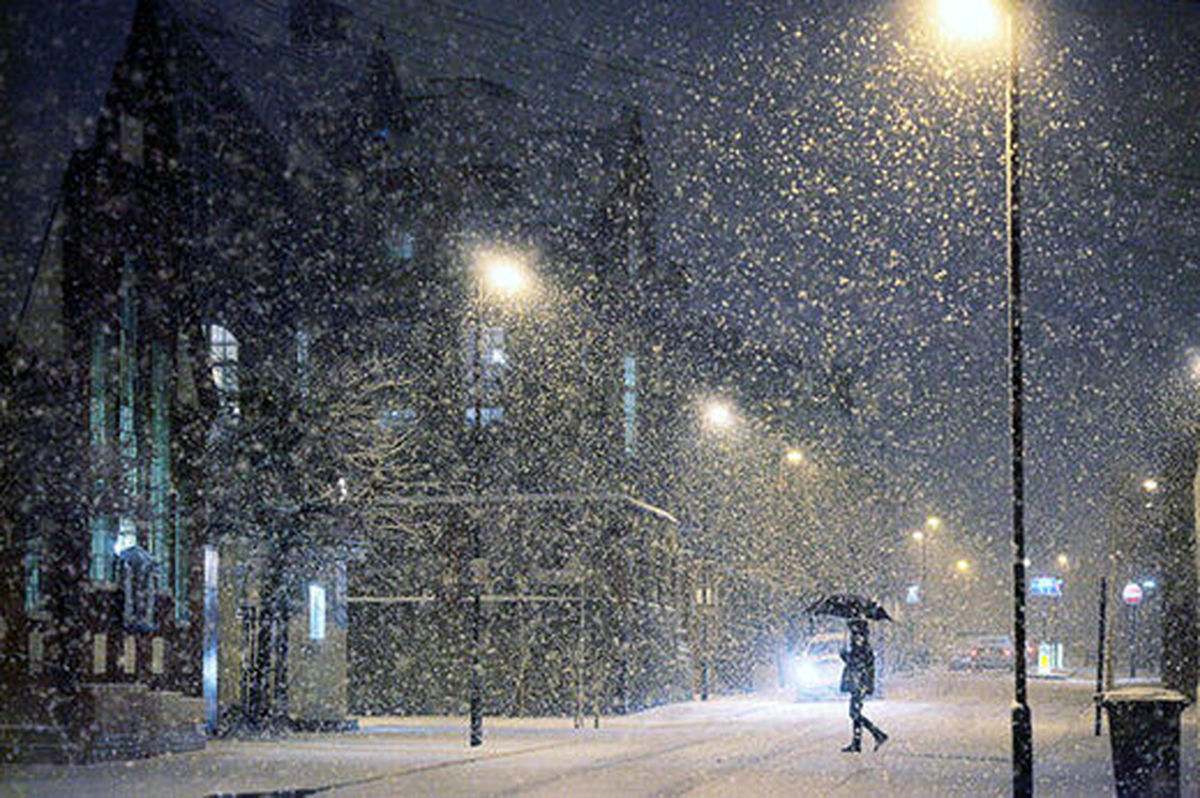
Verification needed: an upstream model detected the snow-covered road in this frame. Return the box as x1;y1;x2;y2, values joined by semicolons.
3;672;1196;797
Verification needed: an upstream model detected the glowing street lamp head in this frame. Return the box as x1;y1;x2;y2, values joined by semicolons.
912;530;925;542
955;558;971;573
935;0;1001;43
475;249;531;298
702;400;734;430
784;448;806;465
926;516;942;531
1141;478;1160;493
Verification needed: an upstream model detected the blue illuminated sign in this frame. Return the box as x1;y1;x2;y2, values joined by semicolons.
1030;576;1063;597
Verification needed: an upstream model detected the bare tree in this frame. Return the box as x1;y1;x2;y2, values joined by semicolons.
208;339;422;731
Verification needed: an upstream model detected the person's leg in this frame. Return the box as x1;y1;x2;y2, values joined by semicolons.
843;694;864;752
858;701;888;749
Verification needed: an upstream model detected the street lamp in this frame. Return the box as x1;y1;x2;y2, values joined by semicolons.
693;397;739;700
467;246;532;747
478;250;530;298
935;0;1001;43
934;0;1032;791
701;399;735;431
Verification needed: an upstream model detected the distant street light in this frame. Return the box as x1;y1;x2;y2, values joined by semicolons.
955;558;971;574
925;516;942;532
701;399;735;431
1056;553;1069;569
784;447;806;465
1141;478;1160;493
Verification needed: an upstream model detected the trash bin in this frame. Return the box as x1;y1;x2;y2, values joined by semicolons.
1100;686;1189;797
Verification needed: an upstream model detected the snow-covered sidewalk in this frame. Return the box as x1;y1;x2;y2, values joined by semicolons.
1;673;1195;797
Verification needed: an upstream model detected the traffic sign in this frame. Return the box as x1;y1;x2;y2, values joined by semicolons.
1122;582;1143;605
1030;576;1062;597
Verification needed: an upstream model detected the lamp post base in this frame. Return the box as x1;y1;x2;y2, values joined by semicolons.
1012;702;1033;796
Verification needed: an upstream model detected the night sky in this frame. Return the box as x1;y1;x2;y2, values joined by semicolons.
3;0;1198;613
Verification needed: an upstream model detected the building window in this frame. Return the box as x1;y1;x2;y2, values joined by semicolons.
386;224;415;263
89;322;116;582
623;353;638;457
149;340;173;581
464;325;507;427
202;546;220;732
208;324;240;420
308;583;327;640
380;407;417;429
119;112;144;166
115;257;141;555
24;545;43;613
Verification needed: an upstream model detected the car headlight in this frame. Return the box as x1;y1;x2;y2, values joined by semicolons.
793;658;836;687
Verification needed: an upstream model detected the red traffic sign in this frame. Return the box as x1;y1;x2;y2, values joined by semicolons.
1122;582;1143;605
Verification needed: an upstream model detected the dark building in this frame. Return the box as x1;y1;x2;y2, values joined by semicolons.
1;0;694;759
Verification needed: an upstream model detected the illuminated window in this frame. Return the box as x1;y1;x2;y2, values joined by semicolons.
387;225;415;263
116;256;139;557
623;354;638;456
202;546;219;731
380;407;416;429
464;326;507;427
23;544;42;613
148;340;172;579
308;583;327;640
208;324;239;420
88;323;116;582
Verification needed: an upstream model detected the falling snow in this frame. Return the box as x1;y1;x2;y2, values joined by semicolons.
1;0;1198;794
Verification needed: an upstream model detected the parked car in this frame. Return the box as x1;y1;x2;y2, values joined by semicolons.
791;632;845;699
948;634;1016;671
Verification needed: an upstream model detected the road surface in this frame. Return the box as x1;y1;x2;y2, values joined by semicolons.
2;671;1196;797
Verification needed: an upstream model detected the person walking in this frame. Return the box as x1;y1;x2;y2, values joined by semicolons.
840;619;888;752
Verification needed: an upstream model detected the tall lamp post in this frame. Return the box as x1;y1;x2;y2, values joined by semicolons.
935;0;1032;792
467;249;530;747
696;399;736;701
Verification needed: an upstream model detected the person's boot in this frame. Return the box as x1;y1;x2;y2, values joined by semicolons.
841;740;861;753
872;731;888;751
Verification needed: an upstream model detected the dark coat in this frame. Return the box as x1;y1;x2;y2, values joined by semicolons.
840;643;876;696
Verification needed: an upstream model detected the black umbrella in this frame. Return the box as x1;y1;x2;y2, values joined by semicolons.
807;594;893;622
